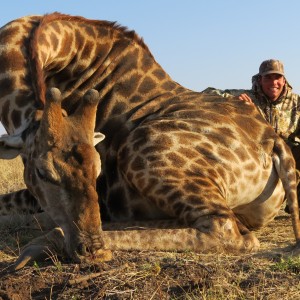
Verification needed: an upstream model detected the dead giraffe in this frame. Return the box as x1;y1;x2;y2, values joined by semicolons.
0;13;299;270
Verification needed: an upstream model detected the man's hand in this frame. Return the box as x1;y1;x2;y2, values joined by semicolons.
238;93;254;105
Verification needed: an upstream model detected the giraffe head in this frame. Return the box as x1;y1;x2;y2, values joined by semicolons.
22;87;107;262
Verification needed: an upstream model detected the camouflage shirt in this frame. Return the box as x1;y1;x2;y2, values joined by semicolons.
202;75;300;146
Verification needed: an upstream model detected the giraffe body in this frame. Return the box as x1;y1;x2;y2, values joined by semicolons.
0;13;299;270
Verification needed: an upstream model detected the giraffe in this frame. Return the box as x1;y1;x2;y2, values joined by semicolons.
0;13;299;270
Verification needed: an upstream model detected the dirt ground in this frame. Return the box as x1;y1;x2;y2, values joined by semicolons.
0;158;300;299
0;209;300;300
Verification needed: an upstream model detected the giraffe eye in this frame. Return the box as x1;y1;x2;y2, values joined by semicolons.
36;167;47;181
35;167;60;184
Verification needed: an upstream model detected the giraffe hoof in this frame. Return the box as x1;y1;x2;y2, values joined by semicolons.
243;233;260;252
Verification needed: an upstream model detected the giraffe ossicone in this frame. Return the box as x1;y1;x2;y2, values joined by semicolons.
0;13;299;270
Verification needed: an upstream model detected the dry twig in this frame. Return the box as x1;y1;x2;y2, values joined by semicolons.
68;263;128;285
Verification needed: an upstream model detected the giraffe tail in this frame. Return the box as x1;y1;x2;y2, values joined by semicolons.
273;138;300;246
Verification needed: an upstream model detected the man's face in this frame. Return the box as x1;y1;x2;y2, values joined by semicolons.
259;73;286;101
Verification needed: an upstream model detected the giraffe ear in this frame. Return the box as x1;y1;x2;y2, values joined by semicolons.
93;132;105;146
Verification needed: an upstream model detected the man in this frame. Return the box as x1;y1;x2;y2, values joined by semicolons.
202;59;300;211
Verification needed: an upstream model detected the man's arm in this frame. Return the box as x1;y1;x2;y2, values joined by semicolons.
202;87;254;104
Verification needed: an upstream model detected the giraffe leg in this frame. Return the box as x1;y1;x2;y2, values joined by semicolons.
0;189;41;216
0;188;52;231
285;169;300;214
173;197;259;251
190;214;260;252
101;216;260;253
0;212;55;231
144;188;260;252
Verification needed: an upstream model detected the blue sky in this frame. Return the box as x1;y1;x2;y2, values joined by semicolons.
1;1;300;133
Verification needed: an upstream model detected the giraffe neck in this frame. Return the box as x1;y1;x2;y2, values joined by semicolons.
0;12;189;140
29;13;185;132
0;15;41;135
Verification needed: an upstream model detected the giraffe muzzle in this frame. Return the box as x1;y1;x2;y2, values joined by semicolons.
70;231;112;263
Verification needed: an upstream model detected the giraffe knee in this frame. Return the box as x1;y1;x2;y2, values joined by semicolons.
194;216;260;252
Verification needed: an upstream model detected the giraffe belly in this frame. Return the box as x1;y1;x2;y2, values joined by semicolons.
232;177;284;229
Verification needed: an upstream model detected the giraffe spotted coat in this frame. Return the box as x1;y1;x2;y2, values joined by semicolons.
0;13;299;270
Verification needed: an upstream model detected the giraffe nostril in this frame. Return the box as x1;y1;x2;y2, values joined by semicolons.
77;243;87;256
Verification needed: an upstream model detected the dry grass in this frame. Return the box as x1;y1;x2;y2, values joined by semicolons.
0;157;25;193
0;210;299;299
0;159;300;299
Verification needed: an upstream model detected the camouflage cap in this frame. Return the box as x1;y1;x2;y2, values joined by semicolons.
259;59;285;76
